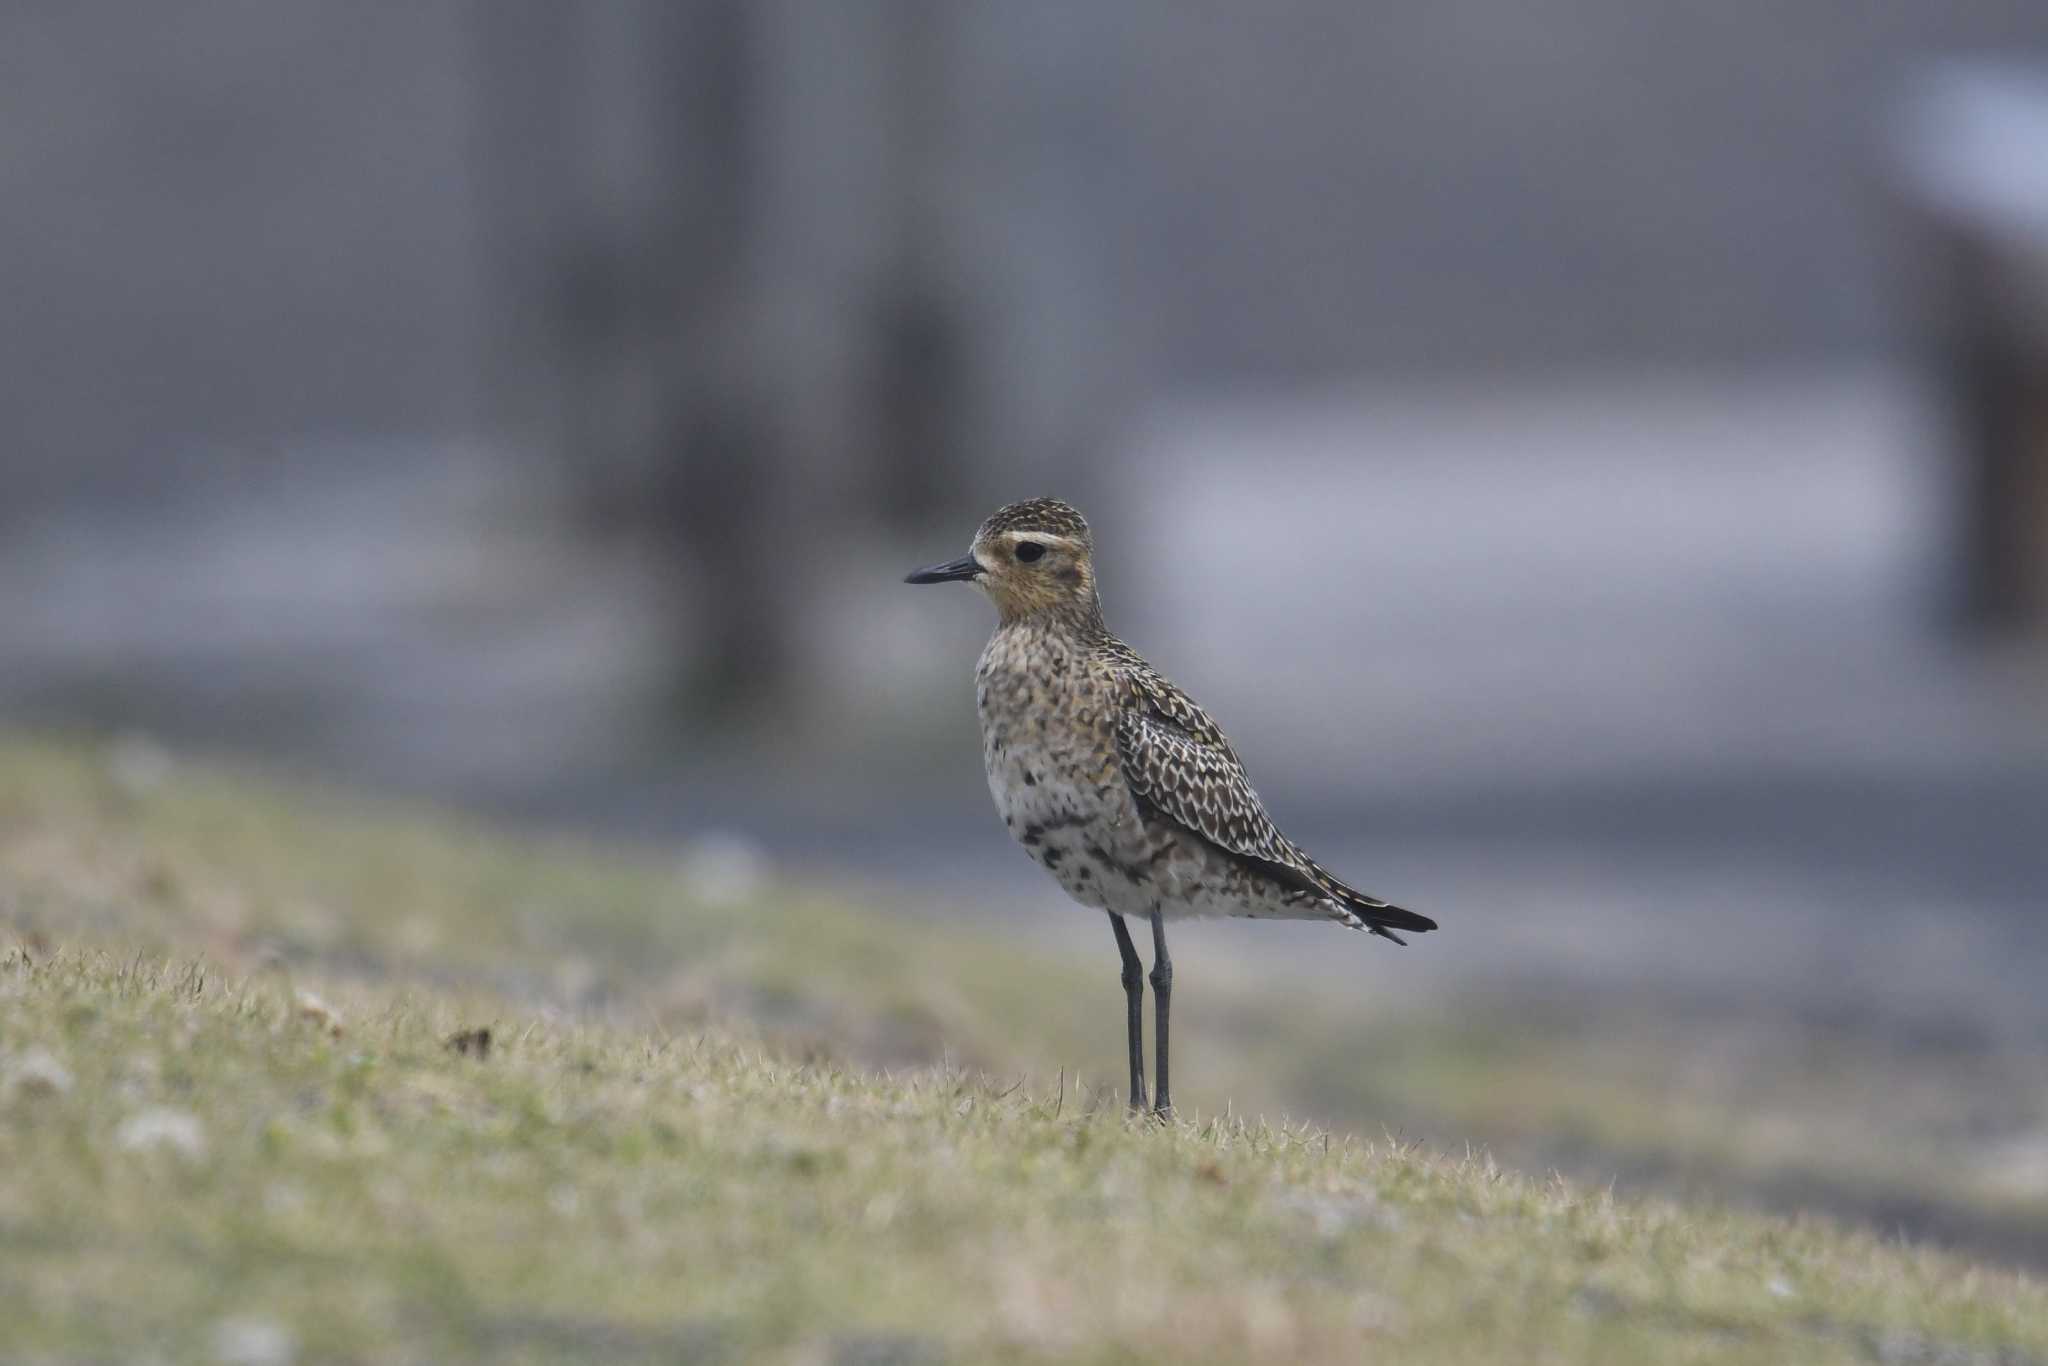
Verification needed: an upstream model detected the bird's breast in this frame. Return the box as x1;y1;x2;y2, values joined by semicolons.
974;631;1117;795
974;630;1139;907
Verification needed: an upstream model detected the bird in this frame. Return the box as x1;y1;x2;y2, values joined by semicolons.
905;497;1435;1115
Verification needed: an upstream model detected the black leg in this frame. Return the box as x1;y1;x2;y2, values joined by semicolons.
1149;908;1173;1116
1108;913;1147;1111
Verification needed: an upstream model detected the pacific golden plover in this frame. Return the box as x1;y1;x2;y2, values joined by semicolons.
906;497;1436;1114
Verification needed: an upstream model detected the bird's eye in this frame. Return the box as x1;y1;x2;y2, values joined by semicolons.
1014;541;1046;563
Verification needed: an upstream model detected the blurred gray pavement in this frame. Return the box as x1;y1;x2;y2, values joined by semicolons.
3;367;2043;1033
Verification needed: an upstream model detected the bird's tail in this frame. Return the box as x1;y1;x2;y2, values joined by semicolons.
1304;858;1437;945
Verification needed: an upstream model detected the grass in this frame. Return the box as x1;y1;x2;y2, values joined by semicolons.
3;732;2048;1362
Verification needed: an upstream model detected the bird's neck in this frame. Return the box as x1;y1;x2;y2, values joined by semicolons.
998;590;1108;639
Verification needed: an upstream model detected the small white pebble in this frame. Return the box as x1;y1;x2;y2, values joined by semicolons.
115;1107;208;1161
1767;1277;1796;1299
213;1314;296;1366
863;1192;900;1229
4;1046;74;1100
107;733;175;796
677;831;771;907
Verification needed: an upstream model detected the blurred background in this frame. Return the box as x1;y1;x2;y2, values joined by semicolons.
6;1;2048;1259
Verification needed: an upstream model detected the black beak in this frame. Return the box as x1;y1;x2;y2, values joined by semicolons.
904;554;983;585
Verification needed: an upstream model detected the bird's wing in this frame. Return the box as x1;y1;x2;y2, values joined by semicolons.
1109;647;1435;942
1109;652;1304;872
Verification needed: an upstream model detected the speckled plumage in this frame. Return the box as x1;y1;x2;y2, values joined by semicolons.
975;496;1095;545
953;498;1433;940
976;602;1432;941
908;497;1434;1110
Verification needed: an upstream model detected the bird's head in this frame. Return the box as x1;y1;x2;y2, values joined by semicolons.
904;497;1101;625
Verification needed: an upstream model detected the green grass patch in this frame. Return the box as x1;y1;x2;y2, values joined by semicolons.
2;732;2047;1361
5;950;2046;1364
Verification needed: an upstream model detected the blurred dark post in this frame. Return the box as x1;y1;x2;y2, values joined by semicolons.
1932;234;2048;634
1893;66;2048;638
649;0;791;718
872;0;967;532
474;0;802;721
472;2;1133;731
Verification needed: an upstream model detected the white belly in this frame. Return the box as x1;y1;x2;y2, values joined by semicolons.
986;729;1340;924
984;736;1143;914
